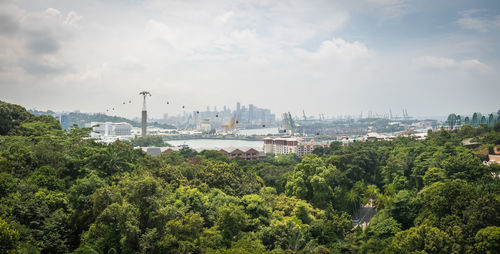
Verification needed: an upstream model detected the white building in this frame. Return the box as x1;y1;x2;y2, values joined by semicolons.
264;137;328;157
198;119;212;132
91;122;133;138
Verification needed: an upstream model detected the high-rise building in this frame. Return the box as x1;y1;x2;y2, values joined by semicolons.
60;114;69;130
249;104;254;123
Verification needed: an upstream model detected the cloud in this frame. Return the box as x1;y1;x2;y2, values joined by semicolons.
457;9;500;32
2;0;499;118
24;30;61;54
45;8;61;17
0;0;22;34
0;3;82;77
414;56;490;73
145;19;177;45
64;11;83;25
363;0;413;19
293;38;369;61
22;55;68;75
144;0;349;58
215;11;234;24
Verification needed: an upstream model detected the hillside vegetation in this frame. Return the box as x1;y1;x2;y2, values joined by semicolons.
1;100;499;253
29;109;176;129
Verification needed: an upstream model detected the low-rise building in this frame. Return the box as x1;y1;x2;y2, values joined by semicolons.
160;146;265;160
91;122;132;137
264;137;328;157
219;147;264;160
487;155;500;165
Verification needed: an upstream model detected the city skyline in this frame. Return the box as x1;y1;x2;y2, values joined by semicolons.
1;0;500;118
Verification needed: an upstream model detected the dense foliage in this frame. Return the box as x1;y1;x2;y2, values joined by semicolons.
1;100;499;253
125;135;172;147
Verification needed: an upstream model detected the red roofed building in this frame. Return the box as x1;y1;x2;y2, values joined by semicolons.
488;155;500;165
219;147;263;160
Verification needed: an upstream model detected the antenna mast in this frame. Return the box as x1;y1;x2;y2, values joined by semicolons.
139;91;151;137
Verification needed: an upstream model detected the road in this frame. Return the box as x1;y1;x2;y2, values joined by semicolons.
352;204;376;230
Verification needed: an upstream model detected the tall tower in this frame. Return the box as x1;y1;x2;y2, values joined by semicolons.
139;91;151;137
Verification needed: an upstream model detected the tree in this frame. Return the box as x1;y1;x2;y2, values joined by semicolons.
12;115;61;137
68;173;106;248
81;202;141;254
360;216;401;253
285;155;340;209
369;217;401;239
457;125;476;139
261;219;306;251
10;185;71;253
126;135;170;147
423;167;445;186
0;217;20;254
494;122;500;133
159;212;204;253
27;166;65;191
474;226;500;254
441;147;487;181
346;189;360;215
240;194;271;230
0;136;36;177
216;204;249;246
388;224;457;254
389;190;419;229
0;100;33;135
215;234;269;254
419;180;474;221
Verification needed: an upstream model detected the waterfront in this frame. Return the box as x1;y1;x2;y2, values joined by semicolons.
167;139;264;150
235;127;279;136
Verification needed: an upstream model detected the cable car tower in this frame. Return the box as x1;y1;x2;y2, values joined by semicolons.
139;91;151;137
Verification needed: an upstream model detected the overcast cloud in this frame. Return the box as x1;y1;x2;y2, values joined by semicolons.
1;0;499;118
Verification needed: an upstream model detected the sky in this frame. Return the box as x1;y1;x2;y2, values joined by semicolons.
0;0;499;119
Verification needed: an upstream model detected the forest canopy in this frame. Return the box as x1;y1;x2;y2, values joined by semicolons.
0;100;499;253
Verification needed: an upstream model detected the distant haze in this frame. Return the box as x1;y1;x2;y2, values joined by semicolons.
1;0;499;119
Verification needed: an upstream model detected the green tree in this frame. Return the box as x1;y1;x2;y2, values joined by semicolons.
261;219;306;251
474;226;500;254
0;217;20;254
389;190;419;229
419;180;474;222
81;202;141;254
216;204;249;246
159;212;204;253
0;100;33;135
423;167;446;186
126;135;170;147
388;224;457;254
441;147;487;181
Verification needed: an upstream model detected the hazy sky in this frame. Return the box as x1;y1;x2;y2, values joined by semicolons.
1;0;499;119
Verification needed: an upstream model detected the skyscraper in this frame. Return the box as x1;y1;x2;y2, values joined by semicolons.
249;104;254;123
60;115;69;130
